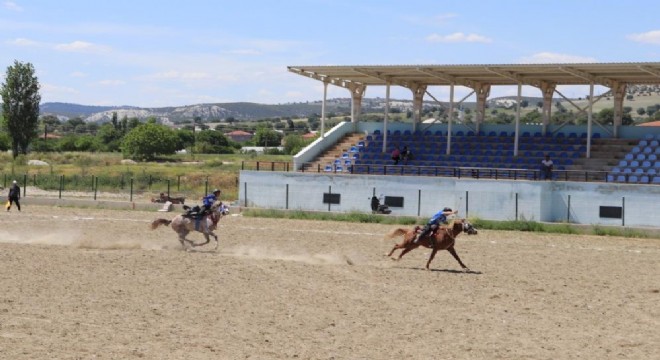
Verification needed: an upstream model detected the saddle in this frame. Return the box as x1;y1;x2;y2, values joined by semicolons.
182;205;205;219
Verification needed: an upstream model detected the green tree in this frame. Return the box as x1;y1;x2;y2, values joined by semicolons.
283;134;310;155
253;126;282;147
121;123;178;161
0;60;41;158
194;129;233;154
95;123;124;152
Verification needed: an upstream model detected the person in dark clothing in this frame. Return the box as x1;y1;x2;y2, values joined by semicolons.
7;180;20;211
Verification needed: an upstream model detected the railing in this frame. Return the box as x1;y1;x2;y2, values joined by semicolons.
241;161;653;184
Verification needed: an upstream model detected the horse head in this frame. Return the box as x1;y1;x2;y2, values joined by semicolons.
458;219;478;235
210;200;230;216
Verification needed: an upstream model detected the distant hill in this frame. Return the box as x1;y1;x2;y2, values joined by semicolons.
36;84;660;124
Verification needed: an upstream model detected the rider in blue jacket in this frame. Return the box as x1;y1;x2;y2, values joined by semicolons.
201;189;222;214
412;207;458;245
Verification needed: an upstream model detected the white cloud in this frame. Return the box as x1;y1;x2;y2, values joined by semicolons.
519;52;597;64
69;71;87;78
98;79;125;86
7;38;39;46
4;1;22;11
627;30;660;45
54;41;111;54
426;32;492;43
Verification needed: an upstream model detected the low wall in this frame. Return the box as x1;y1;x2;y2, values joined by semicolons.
18;197;182;212
238;170;660;228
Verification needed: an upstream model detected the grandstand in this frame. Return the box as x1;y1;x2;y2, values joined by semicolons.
236;62;660;228
290;62;660;184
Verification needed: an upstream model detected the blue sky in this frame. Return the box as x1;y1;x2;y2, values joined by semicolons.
2;0;660;107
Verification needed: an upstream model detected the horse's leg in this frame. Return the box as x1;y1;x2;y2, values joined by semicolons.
193;233;211;247
212;233;219;250
447;246;469;271
425;248;439;270
386;242;405;257
396;245;417;260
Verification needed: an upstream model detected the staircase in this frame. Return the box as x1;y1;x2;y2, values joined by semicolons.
560;138;639;181
301;132;365;172
567;138;639;172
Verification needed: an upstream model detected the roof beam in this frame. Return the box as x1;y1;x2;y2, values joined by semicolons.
557;66;611;87
415;68;471;87
638;65;660;78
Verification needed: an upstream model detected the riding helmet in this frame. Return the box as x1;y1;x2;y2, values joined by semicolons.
213;188;221;194
443;207;452;212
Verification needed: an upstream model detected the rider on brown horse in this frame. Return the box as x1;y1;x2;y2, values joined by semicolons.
412;207;458;247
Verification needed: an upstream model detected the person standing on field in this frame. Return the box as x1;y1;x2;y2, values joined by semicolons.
7;180;21;211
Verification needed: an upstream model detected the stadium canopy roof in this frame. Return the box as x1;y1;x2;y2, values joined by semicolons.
287;62;660;88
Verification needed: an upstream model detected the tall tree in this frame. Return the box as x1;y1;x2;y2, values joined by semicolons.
0;60;41;158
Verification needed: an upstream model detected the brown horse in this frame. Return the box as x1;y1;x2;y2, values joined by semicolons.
385;219;477;270
150;200;228;250
151;193;186;204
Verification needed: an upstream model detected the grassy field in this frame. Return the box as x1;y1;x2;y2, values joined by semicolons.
0;151;292;201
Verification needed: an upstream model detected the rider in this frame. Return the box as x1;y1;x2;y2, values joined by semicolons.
412;207;458;246
201;188;222;215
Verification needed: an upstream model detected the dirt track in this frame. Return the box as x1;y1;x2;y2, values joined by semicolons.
0;206;658;359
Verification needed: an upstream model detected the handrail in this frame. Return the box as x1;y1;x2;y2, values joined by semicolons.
240;161;651;184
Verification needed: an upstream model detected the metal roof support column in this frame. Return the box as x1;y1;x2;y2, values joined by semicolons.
587;83;594;158
382;82;391;154
539;81;556;134
513;83;522;157
446;83;455;155
321;80;328;138
474;83;490;133
410;84;427;133
611;81;626;138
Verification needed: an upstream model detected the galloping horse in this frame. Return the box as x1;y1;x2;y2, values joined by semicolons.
385;219;477;270
150;200;229;250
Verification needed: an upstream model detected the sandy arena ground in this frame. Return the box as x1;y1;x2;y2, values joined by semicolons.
0;205;658;359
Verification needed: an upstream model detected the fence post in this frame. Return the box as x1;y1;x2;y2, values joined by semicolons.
205;177;209;195
328;186;331;212
23;174;27;197
94;177;98;200
130;178;134;202
465;190;469;218
567;195;571;223
286;184;289;210
417;189;421;217
515;192;519;221
167;179;171;197
177;175;181;191
243;181;247;208
622;196;625;227
59;175;64;199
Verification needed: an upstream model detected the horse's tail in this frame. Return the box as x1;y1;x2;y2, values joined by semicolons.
386;228;410;238
150;218;172;229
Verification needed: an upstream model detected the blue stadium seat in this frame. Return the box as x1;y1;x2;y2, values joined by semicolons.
629;175;639;183
630;160;640;168
643;147;653;154
645;134;654;140
324;165;333;172
640;175;650;183
650;140;659;147
637;154;646;161
616;175;627;182
653;176;660;184
618;160;628;167
624;153;634;161
623;168;633;174
642;160;652;168
631;146;641;154
607;174;615;182
639;140;648;147
648;168;658;176
611;167;621;173
634;168;645;175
